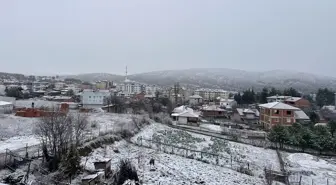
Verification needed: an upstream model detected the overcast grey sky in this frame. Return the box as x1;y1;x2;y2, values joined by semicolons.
0;0;335;76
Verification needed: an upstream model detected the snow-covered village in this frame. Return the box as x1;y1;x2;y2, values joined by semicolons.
0;71;336;185
1;1;336;185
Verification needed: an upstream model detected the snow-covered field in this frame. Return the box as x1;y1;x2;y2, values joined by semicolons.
0;114;38;139
87;113;136;135
283;152;336;185
80;140;266;185
0;135;40;153
15;99;59;108
0;112;140;154
132;123;280;177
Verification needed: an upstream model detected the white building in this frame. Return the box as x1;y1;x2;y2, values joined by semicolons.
145;85;160;95
189;95;203;105
117;79;160;97
80;90;110;105
54;82;66;90
219;98;237;108
194;88;230;100
266;95;292;103
117;79;143;97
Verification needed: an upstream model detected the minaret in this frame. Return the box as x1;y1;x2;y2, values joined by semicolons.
125;66;128;82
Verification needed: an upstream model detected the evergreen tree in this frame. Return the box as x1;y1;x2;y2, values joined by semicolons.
283;87;301;97
328;121;336;137
259;88;269;103
316;88;335;107
309;112;319;124
268;125;289;149
313;126;333;153
269;87;282;96
61;145;81;178
234;93;242;105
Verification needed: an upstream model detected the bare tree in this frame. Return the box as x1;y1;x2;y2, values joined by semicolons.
69;112;89;146
35;107;88;174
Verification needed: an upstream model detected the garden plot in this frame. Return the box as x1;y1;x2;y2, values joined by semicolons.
283;152;336;185
86;113;146;138
80;140;265;185
132;123;280;177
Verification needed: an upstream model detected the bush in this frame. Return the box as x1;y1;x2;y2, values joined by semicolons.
91;121;98;128
115;159;139;185
237;165;253;176
119;129;134;139
162;117;173;125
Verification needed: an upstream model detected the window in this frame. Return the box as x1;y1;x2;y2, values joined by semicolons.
274;118;279;122
89;96;91;98
286;110;291;115
273;110;279;114
287;118;291;123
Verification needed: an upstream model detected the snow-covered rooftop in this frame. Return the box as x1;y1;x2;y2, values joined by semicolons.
0;101;12;106
294;110;309;120
267;95;292;99
236;108;259;116
177;111;199;118
189;94;203;99
82;174;98;180
285;97;302;102
259;102;300;110
172;105;193;114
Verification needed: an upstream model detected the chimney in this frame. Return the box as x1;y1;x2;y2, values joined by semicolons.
32;102;35;109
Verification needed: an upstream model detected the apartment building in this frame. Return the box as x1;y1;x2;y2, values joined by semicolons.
194;88;230;101
80;89;110;105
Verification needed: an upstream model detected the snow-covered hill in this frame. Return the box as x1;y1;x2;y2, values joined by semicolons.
66;68;336;93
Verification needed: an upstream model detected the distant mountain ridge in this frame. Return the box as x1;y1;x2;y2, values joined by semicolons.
64;68;336;93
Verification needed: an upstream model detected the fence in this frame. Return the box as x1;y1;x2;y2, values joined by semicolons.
0;144;42;170
169;124;336;156
134;137;257;175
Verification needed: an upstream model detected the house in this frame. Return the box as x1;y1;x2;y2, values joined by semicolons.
234;108;259;124
134;92;146;100
319;106;336;122
266;96;292;103
294;110;310;124
284;97;311;110
189;95;203;105
219;98;237;109
201;105;227;118
0;101;13;114
259;102;300;130
94;159;112;178
81;173;104;185
171;106;199;125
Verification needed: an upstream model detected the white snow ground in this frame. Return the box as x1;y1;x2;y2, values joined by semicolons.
0;114;38;139
85;113;144;139
199;123;222;132
0;135;40;153
15;99;59;108
80;140;265;185
283;152;336;185
132;123;280;177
